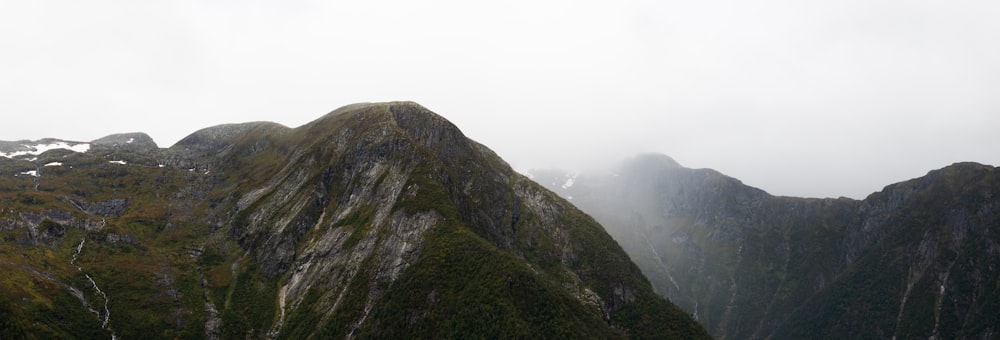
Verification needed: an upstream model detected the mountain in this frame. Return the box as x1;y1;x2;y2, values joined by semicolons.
0;103;707;339
533;153;1000;339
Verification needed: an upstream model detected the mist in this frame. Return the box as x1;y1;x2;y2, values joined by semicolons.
2;0;999;199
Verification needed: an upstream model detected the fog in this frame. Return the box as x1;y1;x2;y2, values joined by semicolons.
2;0;998;199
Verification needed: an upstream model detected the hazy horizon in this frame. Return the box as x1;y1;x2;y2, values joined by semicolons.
2;1;998;199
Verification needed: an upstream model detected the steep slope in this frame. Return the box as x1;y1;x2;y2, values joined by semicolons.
776;162;1000;339
0;103;706;338
535;154;1000;339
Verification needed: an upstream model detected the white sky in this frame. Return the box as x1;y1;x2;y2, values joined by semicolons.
1;0;998;199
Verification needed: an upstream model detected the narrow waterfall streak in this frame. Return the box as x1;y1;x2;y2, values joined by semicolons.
70;237;117;338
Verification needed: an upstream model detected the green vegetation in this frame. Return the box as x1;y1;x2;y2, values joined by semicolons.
0;102;710;339
0;263;110;339
336;206;374;250
276;287;326;339
394;163;458;218
220;262;280;338
313;256;375;338
358;226;615;339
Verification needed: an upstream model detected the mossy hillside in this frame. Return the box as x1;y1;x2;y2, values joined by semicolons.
553;199;708;339
337;205;374;250
770;164;1000;339
0;278;110;339
0;154;222;338
286;103;707;338
75;235;208;339
2;102;709;338
0;234;109;338
275;209;410;339
219;261;280;339
276;286;326;339
508;205;572;283
312;254;381;338
771;245;906;339
389;151;706;337
212;128;299;193
0;121;297;338
358;225;615;339
394;162;458;218
389;124;706;337
509;177;698;330
948;236;1000;338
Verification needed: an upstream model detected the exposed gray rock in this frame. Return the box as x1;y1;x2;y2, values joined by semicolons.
103;232;145;250
68;198;128;217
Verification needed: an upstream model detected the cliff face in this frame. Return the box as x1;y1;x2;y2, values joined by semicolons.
536;154;1000;339
0;103;706;339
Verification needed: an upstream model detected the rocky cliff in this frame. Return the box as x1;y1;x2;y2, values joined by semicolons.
535;153;1000;339
0;103;706;338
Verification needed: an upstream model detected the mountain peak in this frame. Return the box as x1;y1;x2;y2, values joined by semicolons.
91;132;158;150
932;161;994;176
0;102;707;338
308;101;431;123
870;161;996;200
172;121;290;149
622;153;682;171
301;101;476;165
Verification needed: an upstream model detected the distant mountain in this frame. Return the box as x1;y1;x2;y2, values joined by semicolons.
534;153;1000;339
0;103;707;339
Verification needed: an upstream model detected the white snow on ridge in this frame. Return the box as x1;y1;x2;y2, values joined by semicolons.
561;172;579;190
19;170;38;177
44;162;63;167
109;160;127;165
126;138;135;144
0;142;91;159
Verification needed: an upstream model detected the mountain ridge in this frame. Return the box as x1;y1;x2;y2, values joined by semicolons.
534;153;1000;339
0;102;707;338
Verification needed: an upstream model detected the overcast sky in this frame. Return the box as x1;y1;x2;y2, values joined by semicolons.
2;0;998;199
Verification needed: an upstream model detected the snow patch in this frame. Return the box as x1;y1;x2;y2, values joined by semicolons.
0;142;91;159
561;177;575;189
561;172;579;190
19;170;38;177
44;162;63;167
108;160;127;165
126;138;135;144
